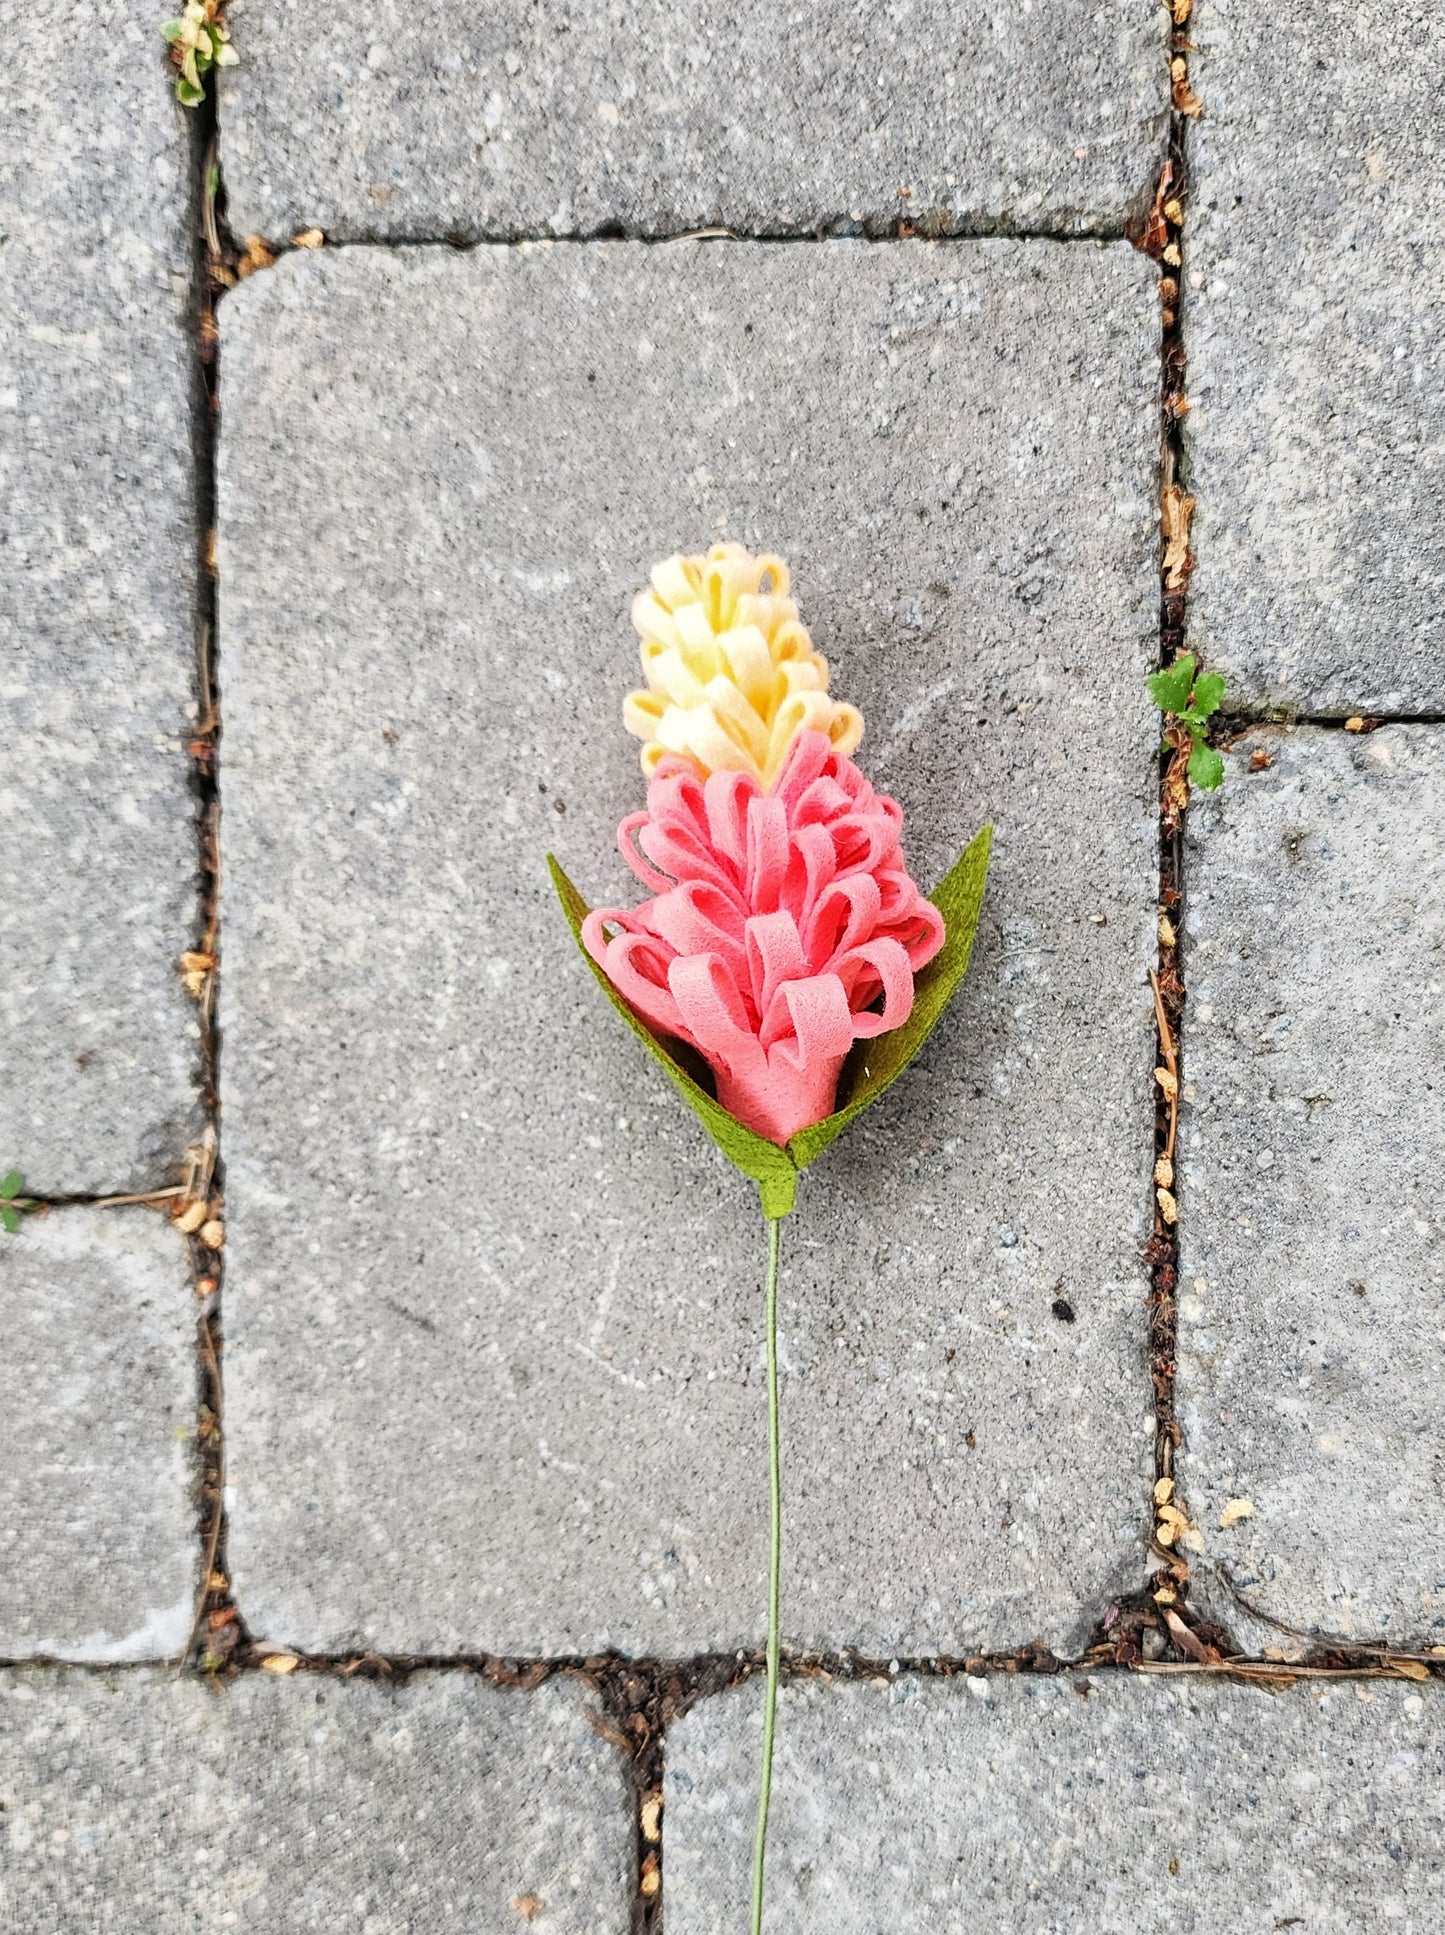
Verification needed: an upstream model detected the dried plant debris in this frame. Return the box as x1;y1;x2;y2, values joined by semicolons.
236;235;278;280
1170;55;1203;118
161;0;237;106
1132;160;1177;259
1160;484;1196;593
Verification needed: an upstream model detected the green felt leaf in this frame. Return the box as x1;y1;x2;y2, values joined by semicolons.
1;1204;19;1236
1148;654;1197;717
0;1170;21;1200
548;856;798;1217
1187;740;1225;791
786;823;993;1170
1189;670;1227;721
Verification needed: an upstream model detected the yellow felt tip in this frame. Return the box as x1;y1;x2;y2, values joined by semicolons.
624;543;863;789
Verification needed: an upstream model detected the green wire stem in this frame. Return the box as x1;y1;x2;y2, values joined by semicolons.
748;1209;783;1935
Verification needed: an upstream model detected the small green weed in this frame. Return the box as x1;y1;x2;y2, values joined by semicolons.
161;0;237;107
1149;651;1226;792
1;1170;35;1236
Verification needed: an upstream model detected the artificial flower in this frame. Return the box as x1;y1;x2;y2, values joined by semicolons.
583;730;944;1144
555;545;990;1935
624;542;864;790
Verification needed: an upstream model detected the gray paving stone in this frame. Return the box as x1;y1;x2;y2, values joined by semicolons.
218;0;1167;243
0;1668;633;1931
664;1672;1445;1930
1177;727;1445;1650
0;0;204;1193
218;239;1160;1658
0;1210;197;1661
1184;0;1445;715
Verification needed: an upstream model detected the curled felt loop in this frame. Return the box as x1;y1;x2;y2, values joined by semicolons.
584;730;945;1145
625;543;864;790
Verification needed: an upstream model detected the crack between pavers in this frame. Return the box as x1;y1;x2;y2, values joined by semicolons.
1218;710;1445;733
225;210;1145;258
1119;16;1230;1676
176;92;247;1686
5;1637;1440;1682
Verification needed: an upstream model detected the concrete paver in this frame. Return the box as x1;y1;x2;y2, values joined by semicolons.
665;1673;1445;1930
219;0;1167;244
0;0;204;1191
0;1210;197;1661
0;1667;634;1933
1184;0;1445;714
1177;726;1445;1649
217;238;1161;1658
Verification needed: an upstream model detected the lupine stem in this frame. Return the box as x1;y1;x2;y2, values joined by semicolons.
749;1210;784;1935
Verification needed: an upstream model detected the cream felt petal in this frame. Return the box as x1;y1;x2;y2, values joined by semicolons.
624;543;864;789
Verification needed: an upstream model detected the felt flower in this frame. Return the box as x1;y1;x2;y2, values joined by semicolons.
553;545;991;1935
582;731;945;1144
624;543;864;790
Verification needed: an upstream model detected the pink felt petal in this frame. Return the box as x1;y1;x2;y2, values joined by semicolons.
768;972;856;1076
583;912;692;1044
587;727;949;1142
804;873;883;972
743;912;811;1033
647;880;750;988
668;951;765;1084
617;810;676;894
636;807;739;901
719;973;854;1141
771;729;833;809
703;768;757;872
744;794;791;915
779;821;838;927
834;936;915;1037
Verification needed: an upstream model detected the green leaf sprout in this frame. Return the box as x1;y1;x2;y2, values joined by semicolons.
1;1169;35;1236
1149;652;1227;792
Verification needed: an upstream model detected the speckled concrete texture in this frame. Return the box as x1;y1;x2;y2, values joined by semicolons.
219;0;1167;242
0;0;204;1191
666;1673;1445;1930
1184;0;1445;714
0;1668;634;1933
0;1210;196;1661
